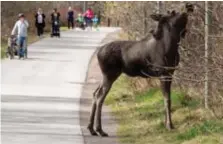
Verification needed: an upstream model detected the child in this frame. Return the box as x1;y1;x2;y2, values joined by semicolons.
92;15;99;31
76;13;84;23
7;35;18;59
76;13;85;30
11;13;29;59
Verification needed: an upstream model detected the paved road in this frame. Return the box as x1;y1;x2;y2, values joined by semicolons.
1;28;119;144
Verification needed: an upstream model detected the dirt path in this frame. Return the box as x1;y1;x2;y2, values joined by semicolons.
80;31;120;144
1;28;119;144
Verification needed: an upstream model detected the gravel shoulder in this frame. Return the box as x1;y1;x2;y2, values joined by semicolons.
80;31;121;144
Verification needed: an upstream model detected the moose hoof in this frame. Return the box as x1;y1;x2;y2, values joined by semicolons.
87;126;98;136
96;129;108;137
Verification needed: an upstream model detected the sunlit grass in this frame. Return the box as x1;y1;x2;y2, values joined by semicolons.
60;26;69;31
106;75;223;144
1;43;7;59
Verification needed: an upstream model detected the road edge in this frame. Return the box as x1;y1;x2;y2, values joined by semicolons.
79;29;121;144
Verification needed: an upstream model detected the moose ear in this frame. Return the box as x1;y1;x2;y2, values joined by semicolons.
171;10;176;16
185;3;194;13
150;14;162;21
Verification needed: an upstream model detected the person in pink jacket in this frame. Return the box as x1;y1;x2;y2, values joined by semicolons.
84;8;94;29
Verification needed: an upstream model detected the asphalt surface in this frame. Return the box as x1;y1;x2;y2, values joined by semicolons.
1;28;120;144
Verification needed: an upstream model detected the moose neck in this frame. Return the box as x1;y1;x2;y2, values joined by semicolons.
162;26;181;55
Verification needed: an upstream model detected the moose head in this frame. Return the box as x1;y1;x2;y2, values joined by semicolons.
150;3;193;40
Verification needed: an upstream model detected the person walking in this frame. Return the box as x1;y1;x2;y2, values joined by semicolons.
11;13;29;59
92;15;99;31
83;8;94;30
98;11;101;25
67;6;74;29
35;8;45;38
51;8;60;37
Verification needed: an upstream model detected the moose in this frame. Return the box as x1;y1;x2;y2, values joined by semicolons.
88;3;194;137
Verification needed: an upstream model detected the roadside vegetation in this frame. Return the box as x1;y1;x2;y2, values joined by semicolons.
105;75;223;144
98;1;223;143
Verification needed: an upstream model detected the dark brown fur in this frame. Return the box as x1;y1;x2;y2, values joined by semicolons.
88;5;193;137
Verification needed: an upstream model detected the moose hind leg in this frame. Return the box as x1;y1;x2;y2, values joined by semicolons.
87;85;101;136
95;75;116;137
160;78;174;130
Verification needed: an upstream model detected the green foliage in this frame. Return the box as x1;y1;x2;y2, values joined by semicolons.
106;75;223;144
177;120;223;141
1;44;7;59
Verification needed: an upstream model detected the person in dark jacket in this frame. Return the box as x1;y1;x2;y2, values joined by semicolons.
98;11;101;25
51;8;60;37
67;6;74;29
35;8;45;38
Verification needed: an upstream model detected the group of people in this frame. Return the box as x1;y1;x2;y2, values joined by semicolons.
35;8;61;37
68;7;100;31
10;6;100;59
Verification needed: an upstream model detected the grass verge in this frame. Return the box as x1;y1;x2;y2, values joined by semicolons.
105;74;223;144
60;26;69;31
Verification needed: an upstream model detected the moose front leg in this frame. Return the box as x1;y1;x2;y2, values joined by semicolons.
87;85;101;136
95;75;117;137
160;77;174;130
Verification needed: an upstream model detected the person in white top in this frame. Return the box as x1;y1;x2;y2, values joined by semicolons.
11;13;29;59
35;8;46;38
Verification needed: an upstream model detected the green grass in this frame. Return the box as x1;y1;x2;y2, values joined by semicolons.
177;120;223;141
106;74;223;144
60;26;69;31
1;42;7;59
